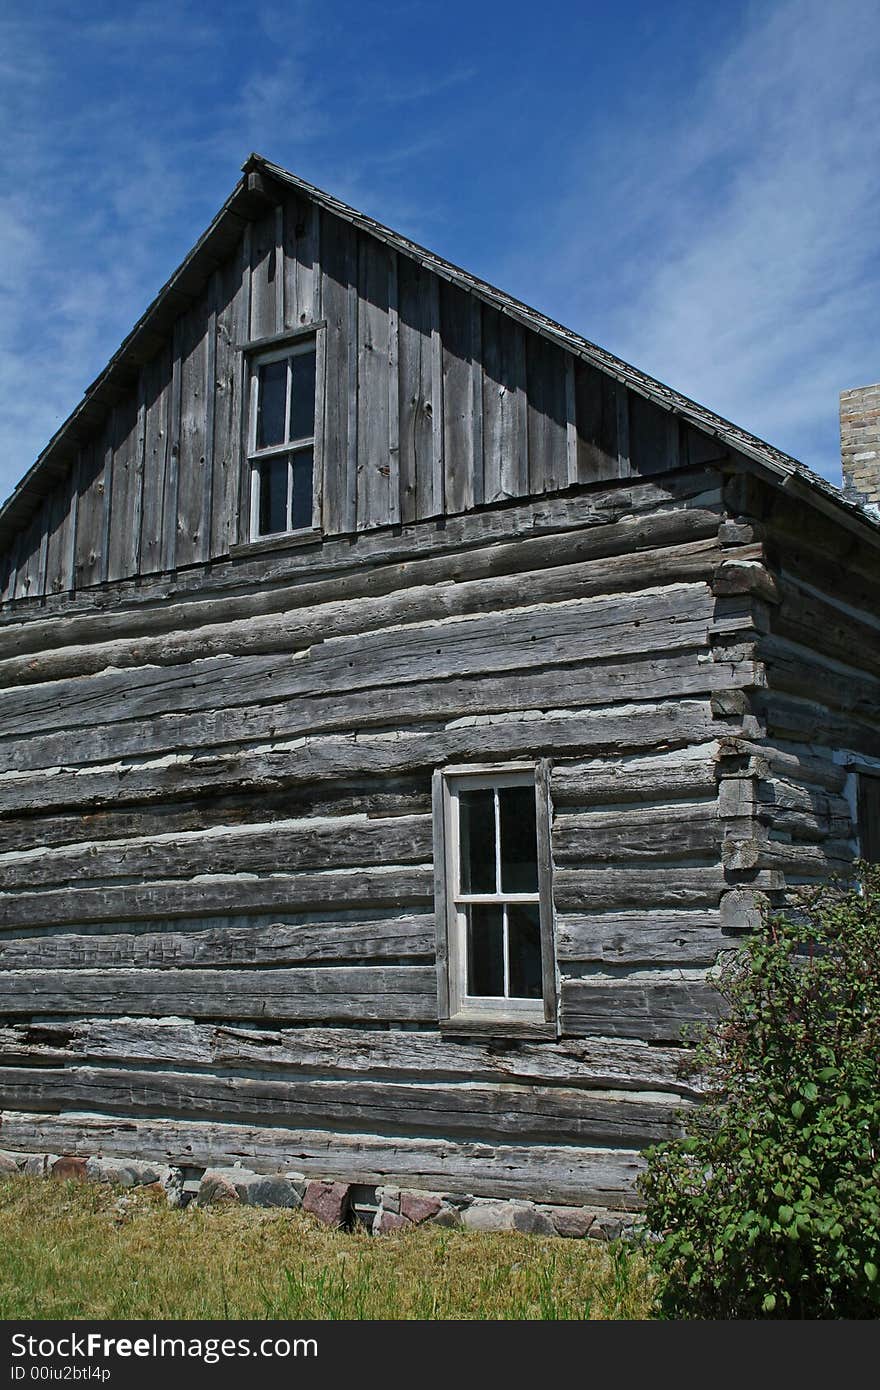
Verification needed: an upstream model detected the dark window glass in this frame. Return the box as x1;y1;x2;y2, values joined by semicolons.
507;903;543;999
859;775;880;862
257;359;287;448
258;456;288;536
291;449;314;530
290;349;317;441
459;788;496;894
499;784;538;893
467;905;504;996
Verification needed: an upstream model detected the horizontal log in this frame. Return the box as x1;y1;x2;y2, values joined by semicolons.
0;814;432;892
554;865;723;911
0;534;728;689
553;801;721;863
0;702;738;818
561;977;723;1041
0;912;434;970
0;584;718;742
1;470;723;636
551;742;721;806
0;648;741;778
0;964;437;1020
0;866;434;930
0;1019;701;1095
0;1063;689;1147
557;910;725;965
0;780;433;855
0;1109;647;1203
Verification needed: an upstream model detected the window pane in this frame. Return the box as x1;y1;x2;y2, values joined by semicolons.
499;783;538;893
459;788;496;893
257;360;287;448
290;448;313;530
257;456;288;536
467;905;504;997
289;348;316;441
507;903;543;999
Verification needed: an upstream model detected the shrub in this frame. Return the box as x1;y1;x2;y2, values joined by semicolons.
638;863;880;1318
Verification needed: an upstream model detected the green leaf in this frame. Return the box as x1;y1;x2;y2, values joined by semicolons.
778;1205;794;1224
791;1100;805;1119
801;1082;818;1102
762;1293;777;1312
865;1263;878;1284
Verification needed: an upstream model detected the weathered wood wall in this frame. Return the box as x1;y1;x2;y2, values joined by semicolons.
0;190;718;608
711;471;880;932
0;467;769;1202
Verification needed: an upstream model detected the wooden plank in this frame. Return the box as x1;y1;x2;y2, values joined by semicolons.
557;910;725;965
0;813;432;892
0;964;437;1020
470;298;484;506
616;381;631;479
106;392;141;582
0;1064;686;1148
0;1019;699;1095
397;255;434;523
356;236;391;529
174;293;211;568
526;333;567;495
387;250;400;525
73;441;107;590
0;496;724;669
43;481;70;598
553;801;721;864
248;207;278;342
318;212;355;535
482;306;527;499
0;1110;645;1204
0;704;735;821
1;469;722;628
0;913;435;971
430;274;444;517
441;281;474;514
98;416;114;585
554;866;722;911
0;584;717;738
63;454;80;593
199;272;218;564
575;360;619;483
283;193;321;329
0;650;739;780
210;250;245;559
139;345;172;576
274;204;285;332
163;320;183;572
561;977;723;1041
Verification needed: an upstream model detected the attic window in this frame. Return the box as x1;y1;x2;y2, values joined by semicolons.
248;338;317;538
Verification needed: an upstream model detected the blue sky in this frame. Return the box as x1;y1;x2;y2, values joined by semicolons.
1;0;878;502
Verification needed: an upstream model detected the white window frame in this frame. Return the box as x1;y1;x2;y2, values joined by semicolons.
432;761;557;1036
247;335;319;541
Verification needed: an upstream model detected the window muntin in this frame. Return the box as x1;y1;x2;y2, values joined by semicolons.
437;765;554;1030
249;339;317;539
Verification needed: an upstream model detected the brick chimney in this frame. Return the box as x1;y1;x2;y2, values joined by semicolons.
840;382;880;510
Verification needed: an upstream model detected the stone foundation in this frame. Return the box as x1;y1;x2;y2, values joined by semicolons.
0;1148;640;1240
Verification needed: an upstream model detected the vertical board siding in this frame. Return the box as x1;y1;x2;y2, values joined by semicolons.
320;211;358;535
175;292;212;569
397;254;435;524
106;392;142;582
574;360;619;483
441;281;475;515
1;204;719;601
73;440;107;590
140;345;172;577
249;207;279;343
211;255;246;560
356;236;391;530
526;334;568;496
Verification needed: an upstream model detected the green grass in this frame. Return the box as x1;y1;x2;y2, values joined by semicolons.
0;1177;656;1320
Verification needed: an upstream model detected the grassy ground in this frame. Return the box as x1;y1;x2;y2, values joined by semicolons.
0;1177;656;1320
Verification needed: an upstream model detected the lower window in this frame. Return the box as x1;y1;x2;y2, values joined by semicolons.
433;763;556;1033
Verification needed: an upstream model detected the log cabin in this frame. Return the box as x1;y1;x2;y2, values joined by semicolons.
0;154;877;1218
